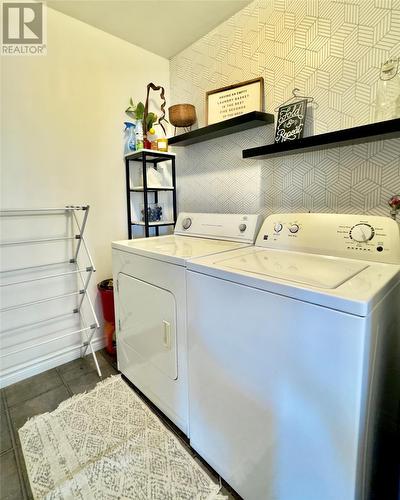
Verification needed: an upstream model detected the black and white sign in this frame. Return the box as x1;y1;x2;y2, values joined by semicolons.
274;99;307;143
206;78;264;125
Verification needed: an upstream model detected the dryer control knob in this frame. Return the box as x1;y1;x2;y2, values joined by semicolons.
274;223;283;233
289;224;299;234
239;223;247;232
182;217;192;230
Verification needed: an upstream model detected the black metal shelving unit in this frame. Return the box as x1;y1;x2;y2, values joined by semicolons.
125;149;177;238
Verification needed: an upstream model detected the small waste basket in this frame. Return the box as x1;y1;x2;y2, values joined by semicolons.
97;279;116;355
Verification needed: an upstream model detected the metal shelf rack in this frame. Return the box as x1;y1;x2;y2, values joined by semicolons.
0;205;102;377
125;149;177;238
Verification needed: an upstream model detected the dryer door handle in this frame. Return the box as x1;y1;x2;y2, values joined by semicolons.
162;320;171;349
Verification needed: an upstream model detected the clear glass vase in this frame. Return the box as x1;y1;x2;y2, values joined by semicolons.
375;58;400;122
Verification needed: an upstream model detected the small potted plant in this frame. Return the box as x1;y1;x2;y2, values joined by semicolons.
126;99;158;149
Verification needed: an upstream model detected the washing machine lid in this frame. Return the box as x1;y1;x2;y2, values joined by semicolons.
112;235;250;265
187;247;400;316
218;250;368;289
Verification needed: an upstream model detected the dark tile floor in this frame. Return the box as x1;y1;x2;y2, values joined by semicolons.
0;349;239;500
0;349;118;500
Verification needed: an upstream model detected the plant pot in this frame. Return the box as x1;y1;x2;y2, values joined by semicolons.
168;104;197;128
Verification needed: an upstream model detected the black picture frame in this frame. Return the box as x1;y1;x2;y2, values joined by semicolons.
274;99;308;143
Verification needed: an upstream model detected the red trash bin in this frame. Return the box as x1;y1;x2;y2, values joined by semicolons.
98;279;116;355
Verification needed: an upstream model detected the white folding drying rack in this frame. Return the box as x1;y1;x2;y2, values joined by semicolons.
0;205;102;377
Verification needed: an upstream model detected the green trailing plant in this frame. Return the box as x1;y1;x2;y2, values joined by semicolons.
125;98;145;120
125;96;165;134
146;112;158;131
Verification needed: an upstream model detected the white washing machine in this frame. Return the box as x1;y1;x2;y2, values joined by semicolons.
186;213;400;500
112;212;262;434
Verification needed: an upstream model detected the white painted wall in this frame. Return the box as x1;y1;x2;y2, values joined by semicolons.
0;7;170;387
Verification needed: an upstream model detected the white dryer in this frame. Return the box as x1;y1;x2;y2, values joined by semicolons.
112;212;262;434
186;213;400;500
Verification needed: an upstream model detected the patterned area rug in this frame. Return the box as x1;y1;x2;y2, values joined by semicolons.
19;375;225;500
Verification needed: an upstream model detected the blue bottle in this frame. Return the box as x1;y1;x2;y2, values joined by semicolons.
124;122;136;155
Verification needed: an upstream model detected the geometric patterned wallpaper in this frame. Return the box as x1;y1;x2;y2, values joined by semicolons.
170;0;400;217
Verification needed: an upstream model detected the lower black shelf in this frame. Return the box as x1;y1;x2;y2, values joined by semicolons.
131;221;175;227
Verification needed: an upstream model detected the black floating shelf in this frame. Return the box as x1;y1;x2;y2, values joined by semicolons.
168;111;274;147
242;118;400;159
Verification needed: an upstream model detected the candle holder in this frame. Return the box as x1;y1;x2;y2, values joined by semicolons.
388;194;400;220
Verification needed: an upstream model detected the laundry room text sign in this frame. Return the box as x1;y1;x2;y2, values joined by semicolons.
274;99;308;143
206;78;264;125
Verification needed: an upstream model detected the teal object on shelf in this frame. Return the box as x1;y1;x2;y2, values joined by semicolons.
124;122;136;155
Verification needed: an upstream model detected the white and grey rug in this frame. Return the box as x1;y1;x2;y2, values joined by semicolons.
19;375;225;500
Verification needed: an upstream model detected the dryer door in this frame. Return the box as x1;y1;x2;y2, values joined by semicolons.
118;273;177;380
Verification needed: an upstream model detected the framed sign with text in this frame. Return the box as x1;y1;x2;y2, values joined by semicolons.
274;99;308;143
206;78;264;125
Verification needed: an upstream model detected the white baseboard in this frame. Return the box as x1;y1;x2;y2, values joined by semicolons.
0;337;106;389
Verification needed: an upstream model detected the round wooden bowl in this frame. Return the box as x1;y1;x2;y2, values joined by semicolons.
168;104;197;128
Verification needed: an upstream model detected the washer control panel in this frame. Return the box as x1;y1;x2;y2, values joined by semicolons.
256;213;400;264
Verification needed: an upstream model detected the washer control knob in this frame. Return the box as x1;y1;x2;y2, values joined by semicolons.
274;223;283;233
350;223;374;243
182;217;192;230
239;223;247;232
289;224;300;234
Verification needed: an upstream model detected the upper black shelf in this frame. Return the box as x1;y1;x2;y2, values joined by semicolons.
242;118;400;159
168;111;274;147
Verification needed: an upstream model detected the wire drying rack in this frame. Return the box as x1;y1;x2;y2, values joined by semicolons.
0;205;102;378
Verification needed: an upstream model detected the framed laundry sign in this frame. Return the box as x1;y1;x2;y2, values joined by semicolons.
274;98;308;143
274;99;308;143
206;77;264;125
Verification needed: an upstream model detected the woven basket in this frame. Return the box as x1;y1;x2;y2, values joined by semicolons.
168;104;197;127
